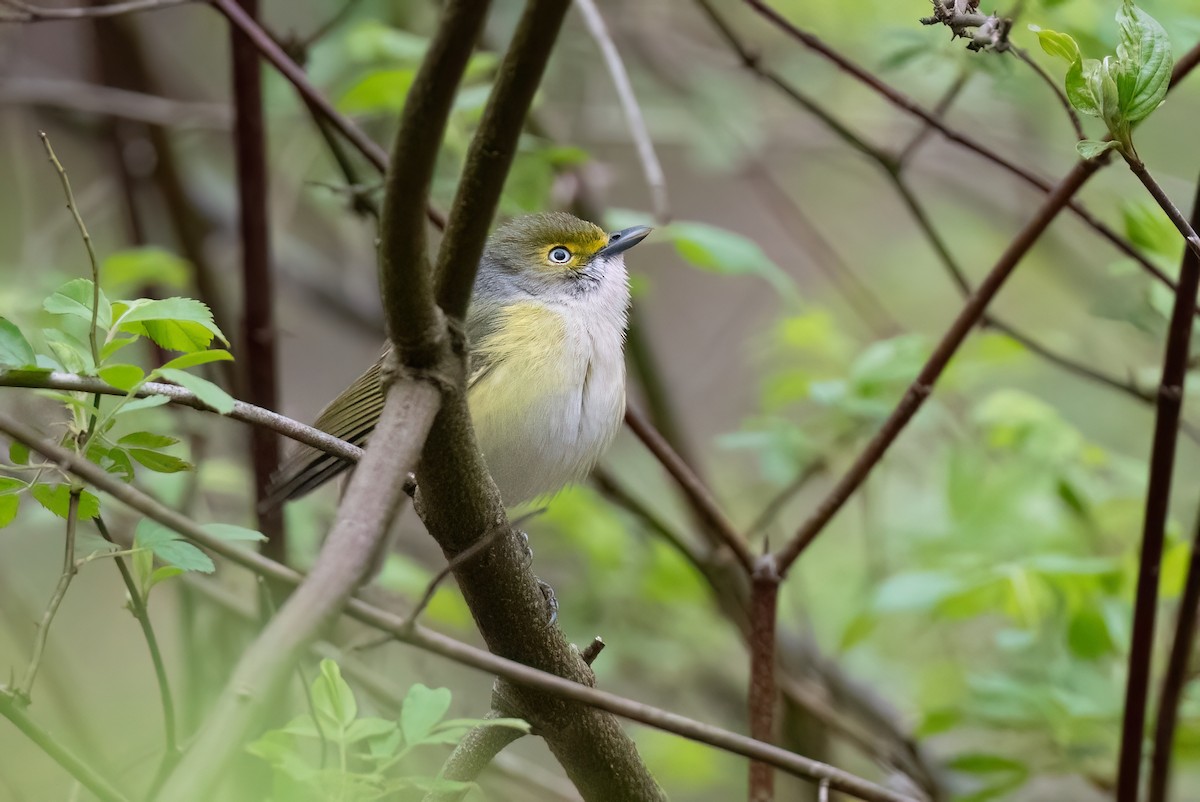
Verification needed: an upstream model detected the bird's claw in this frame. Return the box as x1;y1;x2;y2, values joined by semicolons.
537;578;559;627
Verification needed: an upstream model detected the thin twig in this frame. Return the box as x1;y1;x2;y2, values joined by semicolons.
0;689;131;802
0;408;918;802
39;133;99;368
575;0;669;223
0;371;363;462
16;489;81;700
94;517;177;768
1010;47;1085;141
896;70;970;167
0;79;230;128
1114;167;1200;802
1148;494;1200;802
0;0;190;21
625;404;755;573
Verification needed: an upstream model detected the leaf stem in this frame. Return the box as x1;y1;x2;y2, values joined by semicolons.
95;516;178;774
17;488;81;701
0;687;130;802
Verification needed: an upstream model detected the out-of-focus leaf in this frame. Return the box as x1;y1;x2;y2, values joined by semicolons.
339;68;415;114
0;494;18;528
128;448;192;474
118;432;179;449
0;318;36;367
202;523;266;542
159;349;233;372
312;659;357;731
1076;139;1119;159
1067;607;1116;659
400;684;451;745
100;247;190;293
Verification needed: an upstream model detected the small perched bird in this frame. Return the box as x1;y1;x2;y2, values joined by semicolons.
267;212;651;508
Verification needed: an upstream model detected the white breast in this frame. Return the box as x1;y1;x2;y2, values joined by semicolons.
469;256;630;504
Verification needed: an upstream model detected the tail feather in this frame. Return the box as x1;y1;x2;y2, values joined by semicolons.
261;357;387;511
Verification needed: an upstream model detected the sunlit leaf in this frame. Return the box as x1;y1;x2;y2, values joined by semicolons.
30;485;100;520
155;368;235;414
114;298;227;353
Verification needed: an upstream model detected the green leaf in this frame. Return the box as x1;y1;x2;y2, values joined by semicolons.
1123;201;1177;255
99;337;136;363
345;718;398;744
1067;607;1116;659
134;519;214;573
128;448;192;474
0;494;18;528
1115;0;1173;122
44;279;112;330
659;219;794;297
9;441;29;465
400;684;451;744
114;298;227;353
155;368;235;414
159;349;233;372
0;318;36;368
118;395;171;415
98;363;145;392
145;565;184;593
1076;139;1119;160
339;68;416;114
312;659;357;730
30;485;100;520
1066;57;1100;118
948;753;1027;775
0;477;25;493
43;327;92;372
101;247;191;294
118;431;179;449
1031;27;1080;64
433;717;530;736
872;572;965;613
202;523;266;542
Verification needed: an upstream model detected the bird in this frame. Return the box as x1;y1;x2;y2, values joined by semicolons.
266;212;652;509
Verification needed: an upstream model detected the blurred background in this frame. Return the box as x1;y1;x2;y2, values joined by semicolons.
3;0;1200;799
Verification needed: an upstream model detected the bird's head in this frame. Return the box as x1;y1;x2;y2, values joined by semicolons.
483;212;651;293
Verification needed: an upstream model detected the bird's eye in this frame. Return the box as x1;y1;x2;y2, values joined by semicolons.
548;246;572;264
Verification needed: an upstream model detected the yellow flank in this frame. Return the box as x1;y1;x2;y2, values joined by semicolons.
471;302;572;402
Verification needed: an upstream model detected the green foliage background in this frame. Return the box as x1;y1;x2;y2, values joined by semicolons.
4;0;1200;799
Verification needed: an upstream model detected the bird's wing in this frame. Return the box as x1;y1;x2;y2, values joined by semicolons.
262;355;387;508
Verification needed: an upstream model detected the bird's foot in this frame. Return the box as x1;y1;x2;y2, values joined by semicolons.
536;578;559;627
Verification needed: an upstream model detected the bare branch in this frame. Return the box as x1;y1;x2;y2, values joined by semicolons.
0;0;190;22
0;371;363;462
575;0;670;223
1115;167;1200;802
1148;496;1200;802
0;78;230;128
748;556;781;802
626;404;756;572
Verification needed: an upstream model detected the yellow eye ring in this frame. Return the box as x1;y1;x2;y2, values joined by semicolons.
548;246;572;264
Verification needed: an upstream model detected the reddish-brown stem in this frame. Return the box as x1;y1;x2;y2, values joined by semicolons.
1115;173;1200;802
227;0;284;561
748;555;780;802
775;160;1100;573
625;404;756;573
1148;497;1200;802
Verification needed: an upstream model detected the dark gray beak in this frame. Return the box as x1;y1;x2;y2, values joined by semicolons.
598;225;652;258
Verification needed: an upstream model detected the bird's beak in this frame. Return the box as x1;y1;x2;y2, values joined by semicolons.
598;225;653;258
